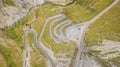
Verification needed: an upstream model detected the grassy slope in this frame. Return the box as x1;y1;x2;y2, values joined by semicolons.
85;1;120;46
3;0;16;6
85;1;120;67
0;52;8;67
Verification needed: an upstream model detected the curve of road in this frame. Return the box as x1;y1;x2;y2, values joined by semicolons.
73;0;119;67
53;20;69;40
24;29;56;67
39;14;65;41
53;20;72;42
36;14;66;67
49;14;65;43
60;20;72;42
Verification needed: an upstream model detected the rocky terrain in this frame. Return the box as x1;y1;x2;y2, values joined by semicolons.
0;0;47;28
0;0;74;29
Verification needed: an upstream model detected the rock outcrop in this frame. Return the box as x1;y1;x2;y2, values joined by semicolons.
0;0;45;28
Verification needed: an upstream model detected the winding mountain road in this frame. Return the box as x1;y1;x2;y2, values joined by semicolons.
24;29;56;67
39;14;65;43
60;20;72;42
23;0;119;67
53;20;71;41
49;14;65;43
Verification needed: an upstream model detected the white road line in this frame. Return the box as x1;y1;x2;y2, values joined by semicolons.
49;14;65;43
53;20;71;40
60;20;72;42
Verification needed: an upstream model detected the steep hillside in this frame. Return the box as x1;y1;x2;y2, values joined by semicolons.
0;0;74;29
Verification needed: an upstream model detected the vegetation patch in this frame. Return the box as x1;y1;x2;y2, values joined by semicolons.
3;0;16;6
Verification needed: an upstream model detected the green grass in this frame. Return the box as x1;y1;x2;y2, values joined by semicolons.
109;56;120;67
0;45;22;67
85;1;120;47
49;0;73;5
3;0;16;6
0;52;8;67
